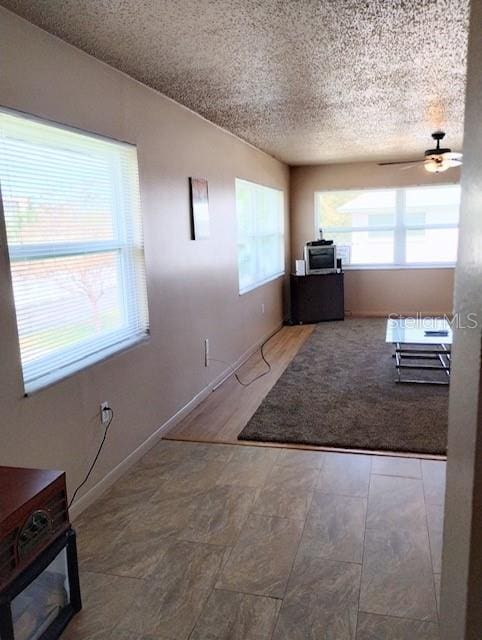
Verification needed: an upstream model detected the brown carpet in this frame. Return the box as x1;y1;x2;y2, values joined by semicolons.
238;319;448;454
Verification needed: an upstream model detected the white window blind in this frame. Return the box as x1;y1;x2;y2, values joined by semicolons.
0;109;149;393
315;184;460;268
235;179;284;294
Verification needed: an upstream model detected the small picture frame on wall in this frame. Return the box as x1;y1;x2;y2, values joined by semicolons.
189;177;210;240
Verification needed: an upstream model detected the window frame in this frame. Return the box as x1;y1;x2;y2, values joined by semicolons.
235;178;285;295
0;108;150;394
314;183;460;270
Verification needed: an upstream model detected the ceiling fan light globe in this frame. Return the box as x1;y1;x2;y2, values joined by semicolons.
424;157;448;173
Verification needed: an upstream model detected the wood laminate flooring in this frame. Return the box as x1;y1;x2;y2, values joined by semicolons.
165;324;444;460
165;324;315;448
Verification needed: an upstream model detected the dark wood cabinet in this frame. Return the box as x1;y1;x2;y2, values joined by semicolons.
290;273;344;324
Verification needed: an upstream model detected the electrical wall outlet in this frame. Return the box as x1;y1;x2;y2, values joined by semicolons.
204;338;209;367
100;402;111;425
261;303;265;314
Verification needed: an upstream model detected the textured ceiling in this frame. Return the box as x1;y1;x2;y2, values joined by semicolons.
1;0;470;165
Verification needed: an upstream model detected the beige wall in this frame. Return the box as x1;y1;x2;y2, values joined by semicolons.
0;9;289;511
343;268;454;317
441;0;482;636
290;162;460;315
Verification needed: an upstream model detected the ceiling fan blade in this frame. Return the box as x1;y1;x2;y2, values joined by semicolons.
400;162;424;171
442;152;463;161
378;160;421;166
445;159;463;168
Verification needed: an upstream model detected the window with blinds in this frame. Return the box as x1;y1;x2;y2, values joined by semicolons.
0;109;149;393
235;179;285;294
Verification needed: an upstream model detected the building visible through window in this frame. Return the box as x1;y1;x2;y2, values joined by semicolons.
315;184;460;267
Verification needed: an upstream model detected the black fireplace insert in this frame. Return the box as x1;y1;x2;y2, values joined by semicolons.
0;529;81;640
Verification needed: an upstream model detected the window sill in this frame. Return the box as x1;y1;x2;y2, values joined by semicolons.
343;264;456;271
24;333;150;396
239;272;285;296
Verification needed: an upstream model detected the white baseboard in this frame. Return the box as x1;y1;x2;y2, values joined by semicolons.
346;310;451;318
69;323;282;520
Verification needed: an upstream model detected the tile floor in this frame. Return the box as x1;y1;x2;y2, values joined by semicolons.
66;441;446;640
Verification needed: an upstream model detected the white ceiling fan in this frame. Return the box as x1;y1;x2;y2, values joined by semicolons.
378;131;463;173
